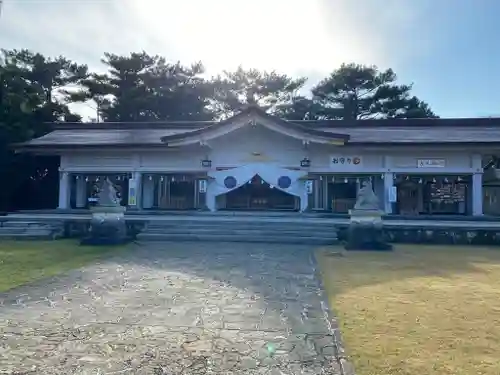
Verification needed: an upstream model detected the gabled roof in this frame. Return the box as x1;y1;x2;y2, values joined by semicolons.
159;106;350;146
13;107;500;151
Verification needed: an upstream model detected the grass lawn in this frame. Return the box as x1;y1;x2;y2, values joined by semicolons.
316;245;500;375
0;240;129;292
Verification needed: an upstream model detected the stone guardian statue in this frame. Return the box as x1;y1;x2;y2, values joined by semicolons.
344;179;392;251
353;181;380;210
81;177;129;246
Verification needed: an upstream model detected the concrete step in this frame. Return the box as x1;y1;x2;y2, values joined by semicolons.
1;221;52;228
146;222;335;230
0;221;56;240
0;231;54;240
141;218;339;244
136;233;337;245
142;227;338;238
0;227;29;235
23;229;54;235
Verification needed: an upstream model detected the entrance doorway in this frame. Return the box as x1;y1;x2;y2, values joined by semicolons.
328;181;357;213
224;175;297;210
397;181;420;215
157;179;196;210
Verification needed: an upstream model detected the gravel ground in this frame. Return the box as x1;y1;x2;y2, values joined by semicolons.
0;242;342;374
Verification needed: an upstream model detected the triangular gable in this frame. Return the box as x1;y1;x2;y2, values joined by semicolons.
160;106;349;146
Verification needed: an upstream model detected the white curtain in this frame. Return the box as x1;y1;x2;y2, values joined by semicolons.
205;163;309;211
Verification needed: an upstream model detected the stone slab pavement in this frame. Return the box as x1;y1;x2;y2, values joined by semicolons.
0;242;344;375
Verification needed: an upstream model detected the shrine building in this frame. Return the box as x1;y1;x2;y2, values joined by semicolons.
15;106;500;216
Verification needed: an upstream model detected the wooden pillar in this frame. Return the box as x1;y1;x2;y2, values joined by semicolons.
58;171;70;209
384;172;394;214
472;172;483;216
75;175;87;208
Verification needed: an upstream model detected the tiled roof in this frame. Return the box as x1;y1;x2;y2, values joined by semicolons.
15;108;500;149
19;124;500;148
24;128;198;147
321;126;500;144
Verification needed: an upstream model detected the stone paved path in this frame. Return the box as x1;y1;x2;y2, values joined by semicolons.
0;242;341;374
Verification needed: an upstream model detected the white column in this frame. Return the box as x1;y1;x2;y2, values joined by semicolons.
313;177;320;209
323;177;328;210
205;179;217;211
472;172;483;216
142;175;155;209
301;180;312;212
384;172;394;214
132;171;142;209
58;171;70;209
75;176;87;208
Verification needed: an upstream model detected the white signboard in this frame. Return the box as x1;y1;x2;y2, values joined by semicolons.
128;178;137;206
331;155;363;167
198;179;207;193
388;186;397;203
417;159;446;168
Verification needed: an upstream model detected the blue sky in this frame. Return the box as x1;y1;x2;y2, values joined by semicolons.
0;0;499;118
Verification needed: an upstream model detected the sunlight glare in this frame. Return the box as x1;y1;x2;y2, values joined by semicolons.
127;0;369;76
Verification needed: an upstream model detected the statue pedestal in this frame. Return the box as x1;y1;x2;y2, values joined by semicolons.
81;206;130;246
344;209;392;251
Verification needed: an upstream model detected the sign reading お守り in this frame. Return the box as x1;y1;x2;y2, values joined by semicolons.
330;155;363;167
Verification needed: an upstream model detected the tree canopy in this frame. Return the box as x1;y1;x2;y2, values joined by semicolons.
210;66;307;118
0;48;437;211
310;63;436;120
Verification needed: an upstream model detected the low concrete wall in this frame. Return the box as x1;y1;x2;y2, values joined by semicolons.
338;226;500;246
62;220;146;240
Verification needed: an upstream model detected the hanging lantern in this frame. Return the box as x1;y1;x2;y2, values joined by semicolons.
171;176;175;182
75;175;80;180
201;158;212;168
381;174;385;180
96;177;100;182
85;176;89;182
300;157;311;168
356;178;360;183
406;175;410;180
319;176;323;181
432;177;436;183
444;177;449;183
418;178;423;184
344;177;348;183
117;175;121;181
160;176;164;182
331;176;335;183
393;174;397;180
457;176;462;182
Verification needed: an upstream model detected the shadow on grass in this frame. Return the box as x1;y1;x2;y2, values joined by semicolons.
0;239;132;293
317;244;500;296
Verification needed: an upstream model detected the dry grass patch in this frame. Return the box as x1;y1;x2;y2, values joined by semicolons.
0;240;129;292
316;245;500;375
